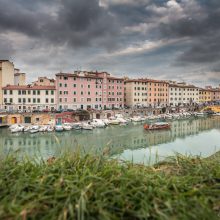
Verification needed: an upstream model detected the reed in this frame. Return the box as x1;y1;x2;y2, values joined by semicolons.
0;152;219;220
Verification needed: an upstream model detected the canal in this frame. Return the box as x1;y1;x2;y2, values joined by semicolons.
0;116;220;164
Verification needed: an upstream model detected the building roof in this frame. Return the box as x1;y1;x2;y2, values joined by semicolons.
0;60;10;62
2;85;56;90
56;72;103;79
169;84;198;89
14;72;26;76
125;78;168;84
199;88;220;92
107;76;124;81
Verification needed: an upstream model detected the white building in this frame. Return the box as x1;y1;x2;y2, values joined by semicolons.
2;85;56;112
124;79;148;107
169;82;199;106
14;68;26;86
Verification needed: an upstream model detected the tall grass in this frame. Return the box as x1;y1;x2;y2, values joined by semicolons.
0;152;219;220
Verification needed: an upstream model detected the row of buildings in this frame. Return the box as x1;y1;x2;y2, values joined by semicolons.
0;60;220;112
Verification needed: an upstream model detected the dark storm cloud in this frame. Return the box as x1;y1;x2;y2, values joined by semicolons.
156;0;220;67
0;0;219;85
0;0;118;48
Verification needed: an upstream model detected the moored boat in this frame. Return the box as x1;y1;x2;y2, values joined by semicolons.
144;122;171;130
55;125;64;132
82;123;93;130
63;123;72;131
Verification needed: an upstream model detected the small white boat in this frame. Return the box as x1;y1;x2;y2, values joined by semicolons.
55;125;64;132
108;117;120;125
213;113;220;116
63;123;72;131
39;126;48;132
92;119;106;128
82;123;93;130
72;123;82;130
131;116;142;122
102;119;110;126
195;112;207;117
47;126;54;132
10;124;24;133
23;126;31;132
29;125;39;134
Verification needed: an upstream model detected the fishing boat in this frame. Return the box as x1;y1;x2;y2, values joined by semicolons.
144;122;171;130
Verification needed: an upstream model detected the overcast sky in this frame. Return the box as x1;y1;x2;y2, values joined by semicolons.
0;0;219;86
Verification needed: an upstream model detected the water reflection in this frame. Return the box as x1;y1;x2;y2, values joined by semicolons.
0;116;220;160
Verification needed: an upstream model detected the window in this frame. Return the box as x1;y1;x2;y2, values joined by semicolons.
73;91;76;95
10;90;13;95
59;98;62;103
28;98;31;103
37;98;40;103
23;98;26;103
51;90;54;95
64;76;68;80
64;84;67;87
46;90;49;95
22;90;26;95
33;98;36;103
10;98;13;103
73;98;76;102
59;83;62;87
37;90;40;95
4;98;7;103
33;90;36;95
46;98;49;103
4;90;7;95
73;84;76;88
59;91;62;95
28;90;31;95
51;98;54;103
88;85;90;88
18;98;22;103
18;90;22;95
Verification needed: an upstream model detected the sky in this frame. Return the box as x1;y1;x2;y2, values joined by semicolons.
0;0;220;87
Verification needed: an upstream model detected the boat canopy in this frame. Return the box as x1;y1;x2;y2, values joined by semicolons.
153;122;169;126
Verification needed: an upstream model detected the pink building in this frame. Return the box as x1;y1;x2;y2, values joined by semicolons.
56;71;124;110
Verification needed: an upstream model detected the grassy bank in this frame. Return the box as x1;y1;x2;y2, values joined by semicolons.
0;153;220;220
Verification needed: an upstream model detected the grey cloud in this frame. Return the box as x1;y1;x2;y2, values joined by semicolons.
0;0;118;48
0;0;219;86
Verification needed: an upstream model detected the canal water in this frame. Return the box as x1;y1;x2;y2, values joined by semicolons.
0;116;220;164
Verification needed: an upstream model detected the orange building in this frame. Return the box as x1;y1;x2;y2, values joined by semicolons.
146;79;169;107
